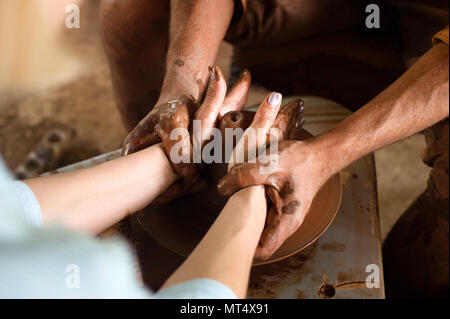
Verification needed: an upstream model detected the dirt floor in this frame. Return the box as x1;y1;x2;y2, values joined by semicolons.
0;0;431;242
0;1;126;169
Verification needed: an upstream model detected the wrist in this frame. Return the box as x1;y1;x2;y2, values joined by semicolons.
160;64;209;102
302;134;347;178
228;186;266;227
146;143;179;183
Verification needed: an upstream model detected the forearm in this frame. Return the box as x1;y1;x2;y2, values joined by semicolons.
160;0;234;101
25;144;177;234
161;186;266;298
313;42;449;175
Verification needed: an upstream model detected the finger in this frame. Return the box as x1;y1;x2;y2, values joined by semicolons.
254;206;282;261
256;188;305;258
287;103;306;140
255;231;281;261
261;214;281;248
153;181;184;205
247;92;283;156
153;174;209;205
251;92;282;130
122;126;160;156
271;98;304;141
255;206;299;261
195;65;227;140
265;186;283;217
217;161;280;196
156;102;197;177
219;69;251;118
256;200;307;261
290;113;309;141
287;109;300;140
154;175;209;205
227;92;282;169
256;179;308;261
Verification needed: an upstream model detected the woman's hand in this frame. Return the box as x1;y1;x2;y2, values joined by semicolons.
122;96;199;177
218;138;331;261
217;95;310;261
226;96;305;170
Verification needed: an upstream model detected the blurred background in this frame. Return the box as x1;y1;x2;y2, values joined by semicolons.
0;0;431;241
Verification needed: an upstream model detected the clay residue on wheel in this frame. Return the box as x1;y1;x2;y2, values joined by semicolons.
320;240;346;252
247;242;317;298
337;269;354;283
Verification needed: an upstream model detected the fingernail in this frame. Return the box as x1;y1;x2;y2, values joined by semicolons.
268;92;282;107
239;68;249;79
208;66;216;81
215;66;221;81
297;117;305;128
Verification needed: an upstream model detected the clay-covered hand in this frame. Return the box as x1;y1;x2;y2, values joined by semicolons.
218;99;332;261
224;97;305;169
153;66;252;204
122;65;250;173
218;139;332;261
121;93;199;177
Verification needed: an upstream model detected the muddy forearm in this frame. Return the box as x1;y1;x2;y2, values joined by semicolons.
160;0;234;101
311;42;449;176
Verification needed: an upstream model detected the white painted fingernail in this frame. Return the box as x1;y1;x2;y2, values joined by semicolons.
268;92;282;107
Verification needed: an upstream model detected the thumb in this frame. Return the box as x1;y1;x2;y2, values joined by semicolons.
217;161;270;196
227;92;282;170
254;206;281;261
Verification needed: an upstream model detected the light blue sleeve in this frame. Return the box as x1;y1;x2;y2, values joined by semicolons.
0;157;236;299
154;279;237;299
9;181;42;227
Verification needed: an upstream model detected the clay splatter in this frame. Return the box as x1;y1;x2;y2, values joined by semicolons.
282;200;300;214
247;242;317;298
174;59;185;66
320;241;346;252
337;270;354;283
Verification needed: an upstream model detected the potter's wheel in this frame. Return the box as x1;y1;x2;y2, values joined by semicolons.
136;127;342;266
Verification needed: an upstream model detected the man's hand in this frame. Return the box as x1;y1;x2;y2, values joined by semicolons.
218;137;332;261
121;0;235;177
122;67;251;175
217;93;312;261
150;66;252;204
225;96;305;169
122;95;198;177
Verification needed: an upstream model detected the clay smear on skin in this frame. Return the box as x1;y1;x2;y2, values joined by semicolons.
174;59;185;66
